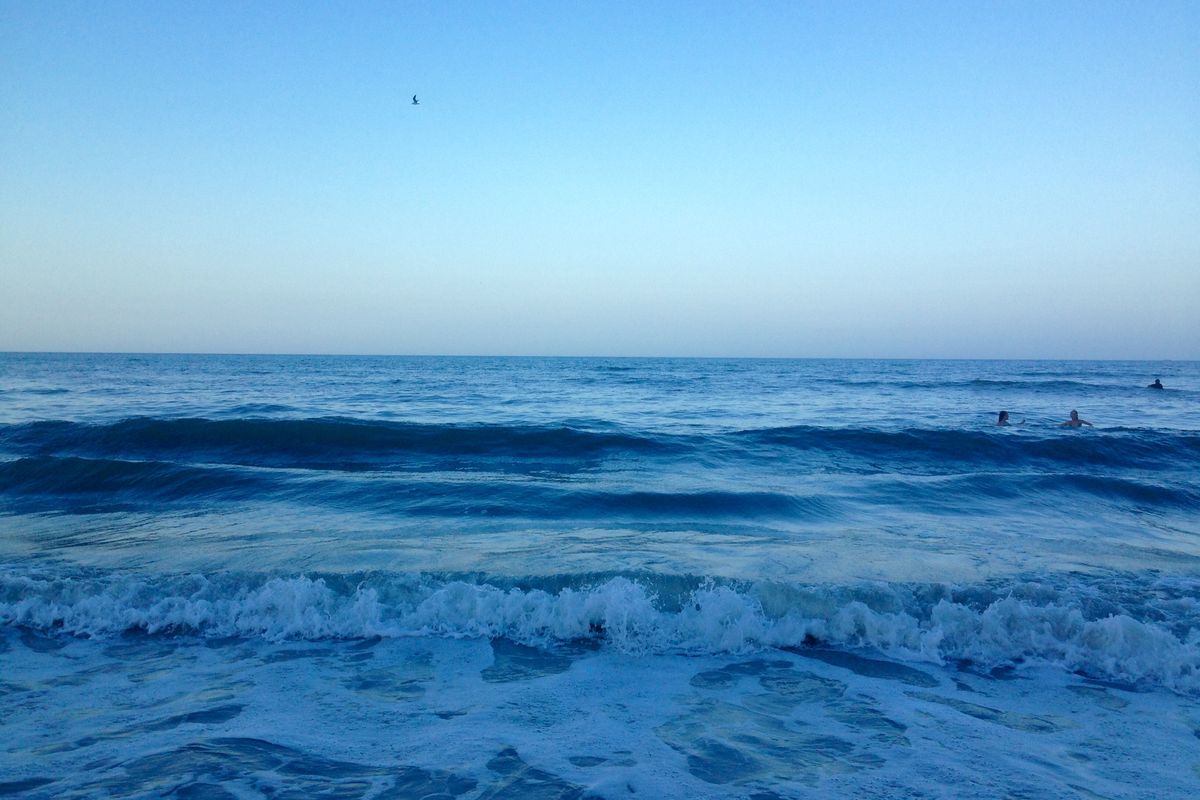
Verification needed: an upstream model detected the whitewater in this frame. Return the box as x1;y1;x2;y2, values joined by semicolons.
2;354;1199;798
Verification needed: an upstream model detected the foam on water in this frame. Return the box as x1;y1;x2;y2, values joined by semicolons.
4;569;1198;694
4;627;1200;799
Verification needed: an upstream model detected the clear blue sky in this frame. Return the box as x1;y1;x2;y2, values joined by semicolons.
2;1;1197;358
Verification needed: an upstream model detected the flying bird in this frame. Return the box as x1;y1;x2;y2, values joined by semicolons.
412;95;419;105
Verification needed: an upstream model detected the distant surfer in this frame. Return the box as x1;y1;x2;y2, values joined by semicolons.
1059;410;1092;428
1148;378;1163;390
996;410;1023;426
412;95;419;105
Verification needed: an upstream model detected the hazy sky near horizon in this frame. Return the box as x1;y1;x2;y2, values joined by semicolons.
2;1;1198;358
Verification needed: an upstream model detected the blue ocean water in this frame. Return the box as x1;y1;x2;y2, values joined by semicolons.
2;353;1199;798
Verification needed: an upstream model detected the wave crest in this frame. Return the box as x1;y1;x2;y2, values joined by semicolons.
3;571;1197;693
0;417;673;468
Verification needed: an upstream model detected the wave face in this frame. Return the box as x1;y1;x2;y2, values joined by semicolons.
3;417;1199;471
737;424;1200;470
0;417;674;466
2;418;1197;523
3;570;1198;693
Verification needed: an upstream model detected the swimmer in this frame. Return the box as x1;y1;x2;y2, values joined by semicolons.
1059;410;1092;428
996;410;1024;426
1148;378;1164;390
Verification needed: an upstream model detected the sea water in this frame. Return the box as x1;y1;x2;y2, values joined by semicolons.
1;353;1198;798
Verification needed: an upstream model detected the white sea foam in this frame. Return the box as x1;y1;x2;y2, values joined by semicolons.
2;571;1198;693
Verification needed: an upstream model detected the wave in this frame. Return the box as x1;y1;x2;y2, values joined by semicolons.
9;454;1190;517
0;456;271;503
9;455;1190;520
317;482;829;520
3;420;1198;516
4;418;1199;475
0;455;833;519
1030;473;1200;508
738;425;1200;470
3;570;1197;693
0;418;675;469
859;472;1200;512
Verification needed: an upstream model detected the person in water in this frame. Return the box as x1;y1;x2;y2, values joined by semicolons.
1059;410;1092;428
996;410;1023;426
1148;378;1164;389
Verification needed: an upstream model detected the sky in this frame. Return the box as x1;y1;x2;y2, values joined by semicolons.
1;1;1197;359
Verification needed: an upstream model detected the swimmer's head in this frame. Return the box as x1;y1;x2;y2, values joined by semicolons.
1070;410;1079;420
998;410;1009;423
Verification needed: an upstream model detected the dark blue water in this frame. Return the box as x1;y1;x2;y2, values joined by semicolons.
2;354;1199;798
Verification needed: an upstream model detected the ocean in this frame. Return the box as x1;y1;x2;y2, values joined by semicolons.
1;353;1198;799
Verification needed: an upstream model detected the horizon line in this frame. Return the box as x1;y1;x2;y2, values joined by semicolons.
1;350;1195;363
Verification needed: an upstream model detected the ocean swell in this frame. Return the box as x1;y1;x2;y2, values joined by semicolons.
738;425;1200;470
0;417;675;468
3;417;1199;475
0;456;271;500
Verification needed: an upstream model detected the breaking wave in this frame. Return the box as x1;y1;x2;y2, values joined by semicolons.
3;570;1197;694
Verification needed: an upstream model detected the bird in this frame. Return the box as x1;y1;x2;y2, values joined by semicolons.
412;95;419;106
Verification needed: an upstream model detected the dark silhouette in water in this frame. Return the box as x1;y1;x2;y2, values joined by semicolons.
412;95;419;105
1060;410;1093;428
1148;378;1163;389
996;410;1023;426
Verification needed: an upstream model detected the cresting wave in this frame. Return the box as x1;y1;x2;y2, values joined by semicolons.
4;417;1198;517
3;571;1198;694
0;456;833;518
0;456;271;499
738;425;1200;469
3;417;1199;471
0;418;675;468
4;455;1193;517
